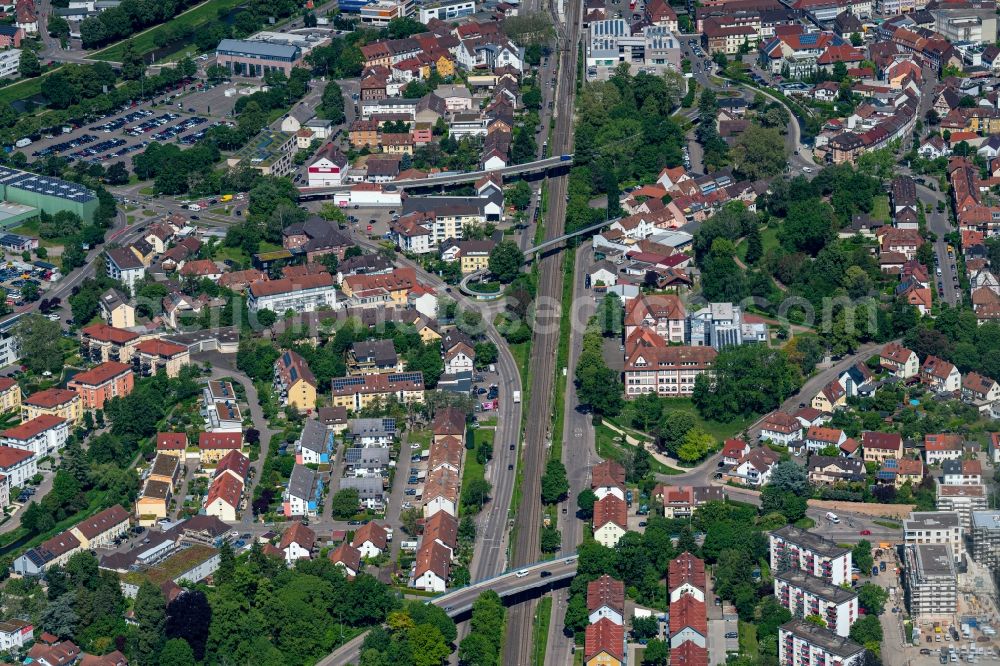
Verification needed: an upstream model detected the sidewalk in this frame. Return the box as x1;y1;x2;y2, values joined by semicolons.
601;420;687;473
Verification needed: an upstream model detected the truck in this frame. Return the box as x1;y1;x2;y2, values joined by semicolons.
14;138;32;148
826;511;840;524
220;194;233;202
512;390;521;403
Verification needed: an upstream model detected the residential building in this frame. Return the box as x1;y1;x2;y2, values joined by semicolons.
134;339;190;378
329;543;362;578
668;552;706;603
591;460;626;501
352;522;389;559
924;433;964;465
67;361;134;410
878;457;924;489
22;388;82;424
961;371;1000;404
27;639;81;666
759;411;803;446
778;619;865;666
811;379;846;413
775;569;859;637
280;522;316;564
656;484;725;518
586;617;625;666
307;145;348;187
0;619;33;652
803;426;847;454
348;339;402;375
588;575;626;625
903;543;957;619
770;525;852;586
969;510;1000;569
0;414;67;457
903;511;964;565
247;273;337;313
156;432;188;457
70;505;129;548
423;467;459;518
198;432;243;466
105;247;145;290
413;539;450;592
669;594;707;649
0;376;18;415
296;419;333;465
921;355;961;393
330;372;425;411
341;267;418;308
79;323;142;364
99;289;135;329
283;464;323;517
861;431;903;463
443;342;474;375
726;446;781;486
593;494;627;547
721;439;750;466
117;544;219;598
214;450;249;484
936;484;987;527
623;345;717;398
0;445;35;486
806;455;865;485
624;294;686;344
274;349;317;413
349;417;397;447
942;459;981;485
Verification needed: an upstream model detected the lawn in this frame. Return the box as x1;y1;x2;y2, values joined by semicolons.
654;399;752;442
9;219;71;250
596;422;681;476
407;428;431;450
89;0;246;61
871;195;891;223
737;224;779;262
460;428;494;511
532;597;552;666
739;621;760;661
0;74;46;108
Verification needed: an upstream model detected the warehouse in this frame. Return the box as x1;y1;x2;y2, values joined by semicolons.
0;166;98;223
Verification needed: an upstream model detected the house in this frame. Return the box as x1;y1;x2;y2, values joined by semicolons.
204;473;242;522
443;341;475;375
861;431;903;463
198;432;243;466
23;388;83;425
70;505;129;548
348;339;402;375
837;362;874;398
413;540;450;592
423;467;460;518
669;594;708;649
585;618;625;666
759;411;803;446
156;432;188;457
307;145;349;187
283;464;323;517
349;417;397;447
0;619;33;652
0;376;20;415
962;371;1000;404
591;460;626;501
668;552;706;602
67;361;134;410
721;438;751;466
330;372;425;411
878;457;924;488
924;433;964;465
280;522;316;564
802;426;847;455
352;522;390;558
593;494;627;547
727;446;781;486
27;639;81;666
942;459;981;485
105;247;145;291
921;355;961;393
656;485;724;518
587;575;625;625
880;342;919;378
0;414;67;457
274;349;317;413
624;294;686;344
134;339;190;379
807;455;866;485
99;289;135;329
296;419;333;465
282;218;352;262
80;651;128;666
811;379;847;412
248;273;338;314
0;446;36;486
329;543;362;578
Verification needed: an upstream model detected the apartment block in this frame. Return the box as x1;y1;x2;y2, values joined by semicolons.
778;619;865;666
774;569;859;637
903;544;957;620
969;511;1000;569
770;525;852;586
903;511;965;565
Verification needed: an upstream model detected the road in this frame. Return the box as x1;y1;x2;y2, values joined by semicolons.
916;182;959;307
502;0;584;662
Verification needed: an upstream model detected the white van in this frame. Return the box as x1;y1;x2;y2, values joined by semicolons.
826;512;840;524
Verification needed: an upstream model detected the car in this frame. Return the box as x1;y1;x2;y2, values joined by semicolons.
539;570;552;578
638;521;647;527
241;533;251;540
726;632;738;639
921;649;933;656
405;489;416;495
401;502;413;509
515;569;529;578
507;463;514;470
860;529;871;535
230;530;239;538
191;215;200;220
234;540;246;548
509;444;515;451
347;520;361;526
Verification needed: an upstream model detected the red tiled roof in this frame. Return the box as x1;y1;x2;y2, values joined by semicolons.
198;432;242;450
861;431;902;451
593;494;627;530
214;450;250;479
0;445;32;469
669;594;708;636
280;522;316;551
70;361;131;387
250;272;334;298
81;323;139;344
352;522;389;550
1;414;65;441
668;552;706;593
156;432;188;451
136;339;187;358
587;575;625;613
24;388;78;408
329;543;361;573
670;642;708;666
585;618;624;662
205;473;242;509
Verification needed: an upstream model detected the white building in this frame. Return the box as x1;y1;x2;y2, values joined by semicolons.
904;543;957;619
774;570;859;638
307;145;348;187
0;445;36;487
0;619;32;652
248;273;337;313
0;49;20;78
778;619;865;666
418;0;475;22
105;247;146;291
903;511;965;565
936;484;988;528
0;414;67;457
770;525;852;586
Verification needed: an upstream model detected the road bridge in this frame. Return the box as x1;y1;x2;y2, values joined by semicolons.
296;155;574;197
522;217;619;257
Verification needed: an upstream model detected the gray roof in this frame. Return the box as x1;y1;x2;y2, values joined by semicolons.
349;418;396;439
288;464;317;500
776;569;858;604
351;339;398;366
781;620;865;659
0;168;97;203
771;525;851;558
216;38;300;60
905;511;961;530
340;476;383;498
971;511;1000;530
908;543;955;578
345;446;390;466
298;419;330;454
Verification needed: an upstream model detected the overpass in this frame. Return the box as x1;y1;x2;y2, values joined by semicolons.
522;217;619;256
315;555;578;666
296;155;574;197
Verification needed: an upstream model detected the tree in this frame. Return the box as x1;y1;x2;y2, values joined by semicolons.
596;292;623;337
134;580;167;664
850;614;883;647
461;478;492;512
40;593;78;638
19;49;41;78
488;240;524;283
104;162;129;185
14;314;63;374
632;616;659;639
20;281;39;302
858;582;889;615
508;180;532;209
745;225;764;264
330;488;360;519
641;639;668;665
692;345;802;421
165;589;211;660
853;540;874;576
120;40;145;80
540;459;569;504
732;125;787;180
48;15;71;42
677;427;715;463
850;32;863;46
158;639;196;666
576;488;597;519
407;624;450;666
768;460;811;495
540;525;561;552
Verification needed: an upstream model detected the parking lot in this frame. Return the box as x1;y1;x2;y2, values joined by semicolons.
0;261;61;306
21;80;243;171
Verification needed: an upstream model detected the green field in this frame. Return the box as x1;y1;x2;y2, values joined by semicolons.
0;75;46;108
739;621;760;661
460;428;494;512
871;195;891;223
89;0;246;62
737;224;779;262
651;398;752;442
596;422;681;476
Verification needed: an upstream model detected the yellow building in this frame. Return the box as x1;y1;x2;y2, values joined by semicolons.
22;388;83;425
456;241;493;274
810;380;846;413
99;289;136;329
0;377;21;415
330;372;425;411
136;480;171;526
342;268;417;308
199;432;244;466
274;349;318;413
135;339;191;379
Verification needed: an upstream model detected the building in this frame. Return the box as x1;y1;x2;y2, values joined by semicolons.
727;447;781;486
0;414;67;457
0;619;33;652
936;484;987;527
134;339;190;378
942;459;981;486
668;552;706;603
587;19;682;75
80;323;142;364
412;540;450;592
216;38;304;76
198;432;243;466
329;543;361;578
921;355;961;393
0;166;98;222
770;525;852;586
118;544;219;598
903;543;957;619
99;289;135;329
281;522;315;564
156;432;188;457
624;294;686;344
656;485;725;518
204;473;242;522
418;0;475;22
274;349;317;413
352;522;389;558
67;361;134;410
881;343;920;378
623;345;717;398
669;594;707;648
759;411;803;446
360;0;414;27
247;273;337;313
330;372;425;411
0;445;35;486
778;619;865;666
22;388;82;424
585;617;625;666
284;464;323;517
592;460;626;501
924;433;964;465
297;419;333;465
593;494;627;547
588;575;626;625
70;505;129;548
969;510;1000;569
307;145;348;187
774;569;859;637
226;130;296;177
904;511;964;565
861;431;903;463
105;247;145;291
806;455;865;485
348;339;402;375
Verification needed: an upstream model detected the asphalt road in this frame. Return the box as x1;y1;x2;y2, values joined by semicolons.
916;182;959;307
502;0;584;662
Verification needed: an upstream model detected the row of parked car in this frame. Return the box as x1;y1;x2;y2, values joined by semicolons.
90;108;154;133
32;133;98;158
126;113;181;136
152;116;206;142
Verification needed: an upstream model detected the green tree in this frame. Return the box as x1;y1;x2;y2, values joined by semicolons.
158;639;196;666
642;639;668;665
408;624;450;666
330;488;360;519
768;460;811;495
632;615;659;639
134;580;167;664
461;478;492;513
858;582;889;615
732;125;787;180
14;314;63;373
745;224;764;264
540;459;569;504
853;540;874;576
19;49;41;77
850;614;883;648
576;488;597;519
692;345;802;421
508;180;532;209
488;240;524;283
540;525;561;552
677;427;715;463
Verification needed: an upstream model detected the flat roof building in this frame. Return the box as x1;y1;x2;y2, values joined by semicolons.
0;165;98;222
216;38;303;77
770;525;852;586
903;511;964;565
969;511;1000;569
778;619;865;666
775;569;859;637
903;543;957;620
